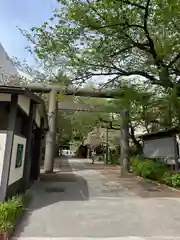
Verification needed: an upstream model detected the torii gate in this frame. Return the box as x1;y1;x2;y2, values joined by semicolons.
26;84;129;175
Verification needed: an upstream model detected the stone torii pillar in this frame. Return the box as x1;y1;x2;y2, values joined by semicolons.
44;90;57;173
120;109;130;176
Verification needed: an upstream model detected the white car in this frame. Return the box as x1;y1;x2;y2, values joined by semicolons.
60;149;74;157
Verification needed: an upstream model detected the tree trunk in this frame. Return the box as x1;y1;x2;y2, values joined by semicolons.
129;125;142;154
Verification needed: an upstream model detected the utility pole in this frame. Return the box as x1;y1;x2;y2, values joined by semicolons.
44;90;57;173
120;109;129;176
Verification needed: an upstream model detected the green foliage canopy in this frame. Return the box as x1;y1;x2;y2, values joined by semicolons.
25;0;180;88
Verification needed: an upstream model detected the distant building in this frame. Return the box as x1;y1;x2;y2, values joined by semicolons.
0;43;20;85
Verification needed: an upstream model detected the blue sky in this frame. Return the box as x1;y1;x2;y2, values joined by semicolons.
0;0;58;64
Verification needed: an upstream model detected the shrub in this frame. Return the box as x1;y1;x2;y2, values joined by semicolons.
131;157;167;181
131;157;180;189
0;195;24;232
162;171;173;185
110;153;120;165
131;156;145;176
164;173;180;188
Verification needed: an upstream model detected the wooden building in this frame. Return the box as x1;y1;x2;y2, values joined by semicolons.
0;86;48;201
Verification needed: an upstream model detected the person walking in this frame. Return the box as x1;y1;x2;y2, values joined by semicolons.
91;150;96;164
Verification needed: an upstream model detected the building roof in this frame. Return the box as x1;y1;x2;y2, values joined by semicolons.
0;43;20;85
0;85;48;130
138;127;179;140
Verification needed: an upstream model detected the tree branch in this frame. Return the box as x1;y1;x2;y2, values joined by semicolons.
119;70;159;84
83;69;159;85
125;34;150;52
168;53;180;68
85;72;120;77
172;20;180;33
93;23;144;30
85;0;106;22
143;0;158;61
109;46;133;58
124;0;146;10
84;62;121;72
100;75;120;88
129;123;143;152
75;59;160;86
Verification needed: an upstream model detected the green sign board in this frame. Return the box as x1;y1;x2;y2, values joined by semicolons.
15;144;24;168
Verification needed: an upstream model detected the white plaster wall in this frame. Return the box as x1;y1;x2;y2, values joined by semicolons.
0;133;7;185
0;93;11;102
0;43;19;84
143;137;180;164
18;95;30;115
8;135;26;186
143;137;175;159
176;134;180;155
35;107;41;127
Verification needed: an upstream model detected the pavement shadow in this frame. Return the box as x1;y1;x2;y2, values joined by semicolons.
13;158;89;238
13;174;89;238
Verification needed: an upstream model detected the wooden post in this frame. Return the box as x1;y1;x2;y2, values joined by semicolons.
31;126;42;180
0;95;18;201
106;127;109;164
120;109;130;176
44;90;57;173
23;101;36;191
173;135;179;172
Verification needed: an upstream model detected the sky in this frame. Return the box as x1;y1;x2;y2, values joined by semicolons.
0;0;112;85
0;0;58;65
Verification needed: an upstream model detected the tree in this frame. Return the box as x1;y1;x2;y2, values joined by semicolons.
25;0;180;90
20;1;180;172
13;57;73;87
56;111;73;150
109;80;180;152
67;96;110;142
55;83;111;149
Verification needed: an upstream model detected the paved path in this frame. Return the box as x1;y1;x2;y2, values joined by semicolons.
13;158;180;240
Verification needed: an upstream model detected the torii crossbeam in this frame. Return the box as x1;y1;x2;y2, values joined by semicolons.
16;83;129;175
25;83;124;98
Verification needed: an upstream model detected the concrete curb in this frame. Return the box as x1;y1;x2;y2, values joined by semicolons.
136;176;180;194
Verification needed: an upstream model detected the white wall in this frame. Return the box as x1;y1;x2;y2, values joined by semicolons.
18;95;30;115
0;93;11;102
0;133;7;185
176;134;180;155
143;137;178;164
143;137;175;158
8;135;26;186
0;43;19;84
35;107;41;127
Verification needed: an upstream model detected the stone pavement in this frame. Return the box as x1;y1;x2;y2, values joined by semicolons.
12;158;180;240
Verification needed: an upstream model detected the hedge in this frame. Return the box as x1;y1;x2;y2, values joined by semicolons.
131;156;180;188
131;157;167;181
